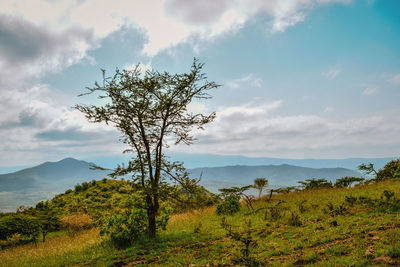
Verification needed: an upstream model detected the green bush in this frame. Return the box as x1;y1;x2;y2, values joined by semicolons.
100;193;172;248
216;195;241;215
0;215;41;243
334;177;364;188
81;182;89;191
101;209;147;248
376;159;400;181
74;184;82;193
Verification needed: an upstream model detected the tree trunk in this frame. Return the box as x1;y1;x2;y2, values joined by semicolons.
146;194;158;238
42;231;46;243
148;210;156;238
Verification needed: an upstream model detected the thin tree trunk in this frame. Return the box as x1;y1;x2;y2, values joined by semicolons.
148;208;157;238
146;194;157;238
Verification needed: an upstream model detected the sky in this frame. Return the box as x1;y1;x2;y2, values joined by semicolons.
0;0;399;170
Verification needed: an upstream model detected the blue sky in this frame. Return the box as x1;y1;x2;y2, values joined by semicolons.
0;0;399;169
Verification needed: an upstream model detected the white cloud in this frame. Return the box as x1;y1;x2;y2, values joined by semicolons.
363;87;378;95
226;74;263;88
322;67;341;79
170;100;400;158
0;83;121;167
0;14;94;82
1;0;352;57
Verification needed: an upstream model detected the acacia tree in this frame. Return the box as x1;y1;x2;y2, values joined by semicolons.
253;177;268;197
358;163;378;177
75;59;218;238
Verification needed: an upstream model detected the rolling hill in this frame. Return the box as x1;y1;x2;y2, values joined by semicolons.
0;158;108;212
0;157;361;211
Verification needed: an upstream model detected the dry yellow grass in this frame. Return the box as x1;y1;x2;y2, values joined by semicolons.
0;228;102;267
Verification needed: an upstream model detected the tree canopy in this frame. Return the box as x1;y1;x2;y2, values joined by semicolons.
75;59;219;237
253;177;268;197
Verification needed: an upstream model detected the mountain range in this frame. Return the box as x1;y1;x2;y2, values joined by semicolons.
190;164;360;192
0;157;367;212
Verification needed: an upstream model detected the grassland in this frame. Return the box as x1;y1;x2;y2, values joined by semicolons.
1;179;399;266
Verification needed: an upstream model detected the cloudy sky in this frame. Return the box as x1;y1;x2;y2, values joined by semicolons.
1;0;399;170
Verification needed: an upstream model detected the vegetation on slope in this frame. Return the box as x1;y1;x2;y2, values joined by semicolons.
0;178;217;248
0;181;398;265
0;159;399;266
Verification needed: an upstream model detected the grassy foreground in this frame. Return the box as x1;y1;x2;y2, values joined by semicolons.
1;180;399;266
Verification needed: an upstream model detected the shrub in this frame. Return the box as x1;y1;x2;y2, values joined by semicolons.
81;182;89;191
0;215;41;243
100;193;172;248
334;177;364;188
74;184;82;193
101;209;147;248
0;233;22;249
65;189;73;194
359;159;400;181
376;159;400;181
216;195;241;215
60;214;93;235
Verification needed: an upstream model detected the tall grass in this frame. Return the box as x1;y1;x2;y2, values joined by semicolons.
0;229;101;267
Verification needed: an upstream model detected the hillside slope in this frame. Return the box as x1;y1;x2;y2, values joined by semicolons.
0;158;107;191
1;179;399;266
0;158;108;212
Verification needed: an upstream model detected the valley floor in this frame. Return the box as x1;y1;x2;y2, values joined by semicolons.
1;180;399;266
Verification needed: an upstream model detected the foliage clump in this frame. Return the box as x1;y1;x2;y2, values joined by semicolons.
358;159;400;181
100;193;172;248
253;177;268;197
334;176;364;188
0;215;41;247
298;178;333;190
216;195;241;215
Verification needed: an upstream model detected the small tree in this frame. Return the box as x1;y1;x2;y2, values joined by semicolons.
75;59;218;238
358;159;400;181
253;178;268;197
298;178;332;190
0;215;41;243
376;159;400;181
334;177;365;188
358;163;378;177
35;201;59;242
218;185;254;211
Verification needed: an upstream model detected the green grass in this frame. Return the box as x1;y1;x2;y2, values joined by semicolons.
1;179;400;266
